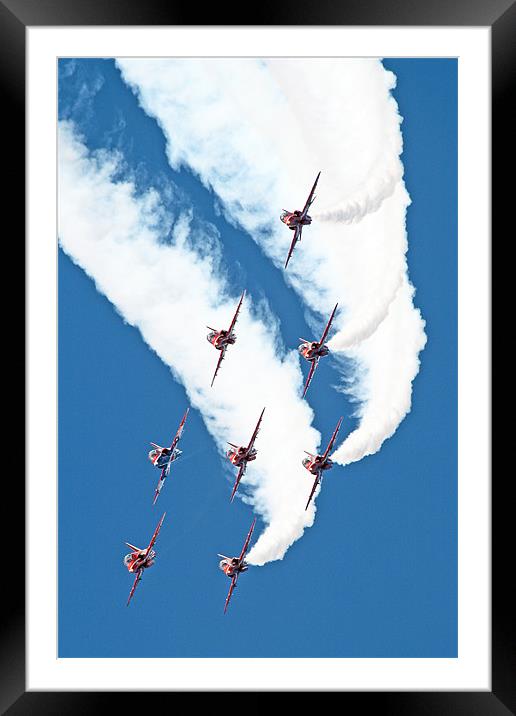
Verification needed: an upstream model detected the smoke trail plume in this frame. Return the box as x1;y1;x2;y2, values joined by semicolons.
117;57;426;467
329;278;427;465
58;120;324;565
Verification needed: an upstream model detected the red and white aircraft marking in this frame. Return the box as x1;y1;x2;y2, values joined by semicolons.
226;407;265;502
148;408;189;505
280;171;321;269
207;290;246;387
303;417;343;510
218;517;257;614
123;512;166;606
298;303;338;398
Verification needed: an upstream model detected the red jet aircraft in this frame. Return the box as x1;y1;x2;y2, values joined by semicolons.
124;512;166;606
299;303;338;398
226;407;265;502
207;290;246;387
280;171;321;269
218;517;256;614
303;417;343;510
148;408;189;505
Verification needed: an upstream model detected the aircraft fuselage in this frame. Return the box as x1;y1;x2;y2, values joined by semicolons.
299;341;330;361
124;549;156;573
302;454;334;475
207;329;236;350
227;446;257;466
148;446;181;468
218;557;248;578
280;210;313;229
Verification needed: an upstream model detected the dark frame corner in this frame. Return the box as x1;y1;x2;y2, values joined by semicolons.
8;0;506;711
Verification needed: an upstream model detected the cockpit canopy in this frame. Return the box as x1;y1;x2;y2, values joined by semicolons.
123;554;133;567
149;448;160;461
302;457;311;467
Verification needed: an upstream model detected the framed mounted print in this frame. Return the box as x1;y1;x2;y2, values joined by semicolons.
7;0;504;709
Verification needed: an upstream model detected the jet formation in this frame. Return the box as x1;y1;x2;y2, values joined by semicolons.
123;171;346;612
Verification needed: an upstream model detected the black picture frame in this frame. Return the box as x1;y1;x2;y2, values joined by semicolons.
7;0;503;710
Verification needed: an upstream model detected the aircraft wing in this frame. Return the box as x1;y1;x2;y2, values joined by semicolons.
247;407;265;452
284;225;302;269
300;171;321;219
322;417;343;461
318;303;338;345
152;467;167;505
227;290;246;336
229;461;247;502
126;568;143;606
145;512;166;555
223;573;238;614
302;358;319;399
238;517;257;561
169;407;190;451
305;472;321;511
211;345;227;387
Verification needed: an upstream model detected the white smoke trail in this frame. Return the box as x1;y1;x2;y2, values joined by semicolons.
313;167;403;224
116;57;426;464
329;278;427;465
58;120;324;565
265;58;405;225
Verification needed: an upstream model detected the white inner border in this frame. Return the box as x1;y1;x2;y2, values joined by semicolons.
27;26;490;691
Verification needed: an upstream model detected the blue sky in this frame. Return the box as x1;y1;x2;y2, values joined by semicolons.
58;58;457;658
